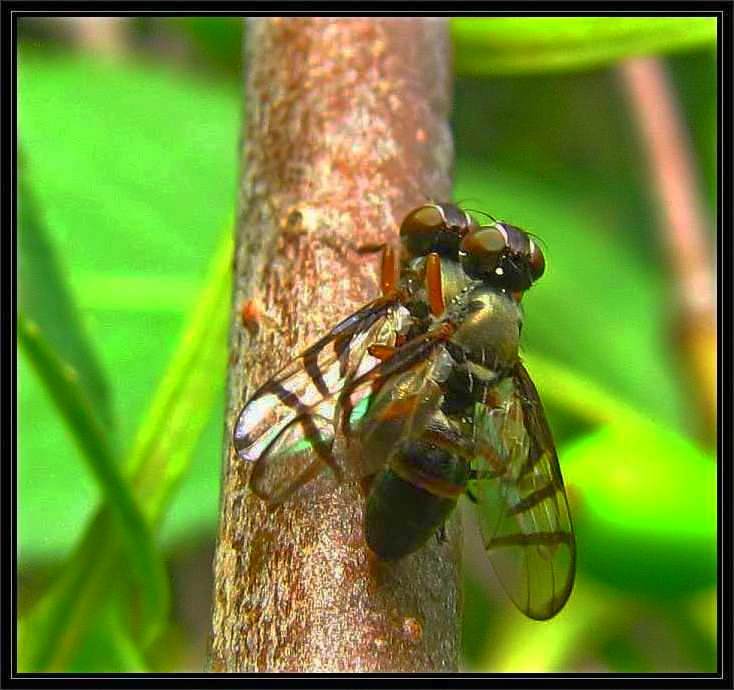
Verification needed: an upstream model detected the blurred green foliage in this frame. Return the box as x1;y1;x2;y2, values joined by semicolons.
18;17;717;673
452;18;716;74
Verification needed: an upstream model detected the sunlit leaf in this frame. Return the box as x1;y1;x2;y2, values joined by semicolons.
18;318;169;668
19;159;114;427
66;597;150;672
474;579;616;672
18;46;238;561
19;231;231;671
562;423;716;597
453;18;716;75
126;232;231;523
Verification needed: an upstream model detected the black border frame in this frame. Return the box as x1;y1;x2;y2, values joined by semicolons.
3;3;731;688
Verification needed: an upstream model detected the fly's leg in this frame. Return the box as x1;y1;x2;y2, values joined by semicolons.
425;252;445;316
380;244;400;296
354;242;399;297
367;344;398;362
435;523;448;545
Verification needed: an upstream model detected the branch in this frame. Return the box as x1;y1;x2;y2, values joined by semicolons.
619;57;716;443
210;18;458;672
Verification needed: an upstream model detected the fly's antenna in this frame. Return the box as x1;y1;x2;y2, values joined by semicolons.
526;231;548;251
455;197;481;206
464;207;497;224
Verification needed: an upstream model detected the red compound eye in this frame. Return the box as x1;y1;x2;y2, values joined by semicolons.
399;203;475;261
400;204;446;259
528;239;545;281
459;225;507;279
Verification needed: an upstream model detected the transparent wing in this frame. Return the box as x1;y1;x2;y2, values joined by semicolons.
233;296;408;506
337;322;457;439
334;326;461;498
348;351;445;474
470;362;575;620
233;295;400;464
240;312;454;507
248;399;341;505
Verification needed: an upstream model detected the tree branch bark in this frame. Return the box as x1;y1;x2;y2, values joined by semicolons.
210;17;458;672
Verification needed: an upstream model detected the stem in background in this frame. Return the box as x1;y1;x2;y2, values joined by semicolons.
59;17;131;59
619;57;716;443
210;18;457;672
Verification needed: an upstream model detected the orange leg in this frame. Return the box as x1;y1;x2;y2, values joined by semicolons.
425;252;445;316
368;344;398;361
380;244;400;296
375;394;421;422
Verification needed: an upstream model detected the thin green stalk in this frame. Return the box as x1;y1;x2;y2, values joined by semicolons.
127;230;233;519
19;229;232;671
18;316;169;652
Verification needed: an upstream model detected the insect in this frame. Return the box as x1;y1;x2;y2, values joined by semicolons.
233;202;575;620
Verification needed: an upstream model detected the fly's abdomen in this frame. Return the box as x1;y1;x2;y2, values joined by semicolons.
365;439;470;560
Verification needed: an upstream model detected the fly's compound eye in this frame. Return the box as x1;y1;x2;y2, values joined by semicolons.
459;226;507;280
400;204;462;260
528;239;545;281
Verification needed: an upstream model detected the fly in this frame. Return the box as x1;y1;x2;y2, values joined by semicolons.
233;202;575;620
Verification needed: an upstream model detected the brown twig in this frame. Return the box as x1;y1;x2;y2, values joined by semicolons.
210;18;458;672
619;57;716;443
56;17;131;59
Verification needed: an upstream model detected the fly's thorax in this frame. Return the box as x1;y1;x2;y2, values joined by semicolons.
449;286;522;372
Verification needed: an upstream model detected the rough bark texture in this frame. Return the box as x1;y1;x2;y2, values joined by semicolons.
210;18;457;672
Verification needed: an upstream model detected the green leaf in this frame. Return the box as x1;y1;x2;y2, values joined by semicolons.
521;350;649;429
170;17;242;69
19;511;121;670
562;423;716;597
524;342;715;600
126;231;231;524
67;599;151;672
19;159;114;428
18;317;169;668
474;580;616;672
19;231;232;671
455;162;687;434
452;18;717;75
18;45;239;561
21;564;152;673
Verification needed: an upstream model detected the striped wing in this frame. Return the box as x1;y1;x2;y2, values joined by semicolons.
337;323;456;440
470;362;575;620
233;296;406;505
344;342;450;474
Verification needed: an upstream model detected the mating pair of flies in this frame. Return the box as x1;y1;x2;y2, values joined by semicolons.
233;202;575;620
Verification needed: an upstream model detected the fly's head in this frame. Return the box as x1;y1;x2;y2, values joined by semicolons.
458;220;545;295
399;203;478;312
399;203;478;263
